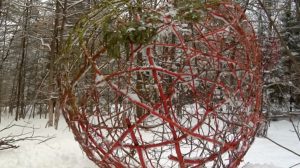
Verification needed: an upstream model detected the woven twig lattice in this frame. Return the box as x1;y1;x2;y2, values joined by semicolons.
60;1;262;167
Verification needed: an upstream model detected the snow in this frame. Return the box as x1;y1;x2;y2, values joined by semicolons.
95;74;106;87
165;9;177;17
242;163;282;168
270;16;276;21
291;51;299;56
127;28;136;32
0;116;299;168
241;120;300;168
0;117;97;168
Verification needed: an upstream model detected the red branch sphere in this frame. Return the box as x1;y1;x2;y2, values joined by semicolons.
60;1;263;168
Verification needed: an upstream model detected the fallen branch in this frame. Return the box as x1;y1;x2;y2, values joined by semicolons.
290;118;300;142
289;162;300;168
264;136;300;157
0;121;55;150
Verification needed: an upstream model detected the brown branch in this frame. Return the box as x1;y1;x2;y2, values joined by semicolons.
0;122;56;150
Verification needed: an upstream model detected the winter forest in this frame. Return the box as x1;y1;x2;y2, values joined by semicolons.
0;0;300;167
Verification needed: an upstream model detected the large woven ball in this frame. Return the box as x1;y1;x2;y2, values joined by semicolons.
61;1;262;167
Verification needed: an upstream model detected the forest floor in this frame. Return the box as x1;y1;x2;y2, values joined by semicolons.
0;115;299;168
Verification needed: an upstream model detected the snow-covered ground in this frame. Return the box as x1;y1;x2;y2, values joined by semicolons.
0;116;96;168
241;120;300;168
0;115;299;168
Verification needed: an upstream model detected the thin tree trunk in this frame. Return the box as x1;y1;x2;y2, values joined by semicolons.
54;101;60;129
135;0;144;119
48;0;61;127
9;74;17;116
136;52;144;118
294;0;300;21
39;104;42;119
16;0;31;120
33;104;35;118
0;0;5;117
0;0;2;17
53;0;68;129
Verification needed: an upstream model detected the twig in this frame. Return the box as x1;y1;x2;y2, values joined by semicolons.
0;121;40;133
37;136;56;144
0;122;56;150
264;136;300;157
289;162;300;168
290;118;300;142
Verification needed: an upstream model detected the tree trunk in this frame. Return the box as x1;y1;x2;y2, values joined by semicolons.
16;0;31;120
294;0;300;21
136;52;144;118
39;104;42;119
48;0;61;127
54;101;60;129
0;0;2;17
134;0;144;119
53;0;68;130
